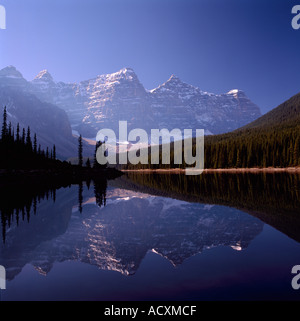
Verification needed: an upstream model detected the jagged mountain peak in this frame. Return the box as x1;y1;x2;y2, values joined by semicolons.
33;69;54;83
90;67;141;88
0;65;24;79
119;67;135;74
159;74;185;88
164;74;196;89
108;67;139;81
168;74;181;81
227;89;246;98
151;73;200;96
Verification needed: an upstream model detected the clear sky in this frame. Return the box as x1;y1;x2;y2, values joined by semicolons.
0;0;300;113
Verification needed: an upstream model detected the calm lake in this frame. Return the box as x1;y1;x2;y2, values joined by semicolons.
0;172;300;301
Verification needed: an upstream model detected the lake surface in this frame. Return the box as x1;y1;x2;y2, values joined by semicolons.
0;172;300;301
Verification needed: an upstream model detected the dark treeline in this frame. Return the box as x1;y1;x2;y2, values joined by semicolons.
203;128;299;169
0;106;112;172
121;125;299;170
0;106;67;169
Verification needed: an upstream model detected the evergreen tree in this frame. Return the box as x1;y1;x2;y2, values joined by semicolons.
86;158;91;168
22;128;26;145
33;134;37;154
26;126;32;151
78;134;83;167
16;123;20;142
1;106;7;139
53;145;56;160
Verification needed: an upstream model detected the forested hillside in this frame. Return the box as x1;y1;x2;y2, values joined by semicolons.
203;92;300;168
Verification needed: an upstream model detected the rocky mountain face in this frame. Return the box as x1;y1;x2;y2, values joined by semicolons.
29;67;261;137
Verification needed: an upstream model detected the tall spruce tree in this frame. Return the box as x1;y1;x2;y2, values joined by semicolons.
53;144;56;160
1;106;7;140
86;158;91;168
16;123;20;142
78;135;83;167
22;128;26;145
26;126;32;151
33;134;37;154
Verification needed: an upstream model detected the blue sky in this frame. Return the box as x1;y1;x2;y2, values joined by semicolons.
0;0;300;113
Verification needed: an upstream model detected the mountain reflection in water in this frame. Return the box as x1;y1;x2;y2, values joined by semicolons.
0;172;299;283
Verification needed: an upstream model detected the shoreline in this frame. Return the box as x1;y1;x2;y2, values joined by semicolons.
0;167;123;187
121;167;300;174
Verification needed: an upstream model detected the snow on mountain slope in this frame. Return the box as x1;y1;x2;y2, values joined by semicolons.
0;66;261;148
29;67;261;137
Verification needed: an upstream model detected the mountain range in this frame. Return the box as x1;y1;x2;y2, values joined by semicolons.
0;65;261;158
29;67;261;137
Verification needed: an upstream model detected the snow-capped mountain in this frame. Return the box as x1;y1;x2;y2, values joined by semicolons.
29;67;261;137
0;65;261;154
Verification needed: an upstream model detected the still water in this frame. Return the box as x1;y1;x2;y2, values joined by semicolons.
0;172;300;301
